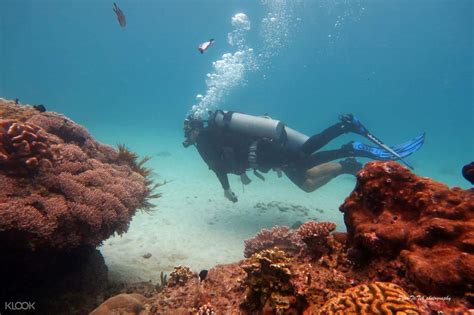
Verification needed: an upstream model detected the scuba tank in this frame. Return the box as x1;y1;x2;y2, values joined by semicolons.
284;126;309;151
212;110;286;142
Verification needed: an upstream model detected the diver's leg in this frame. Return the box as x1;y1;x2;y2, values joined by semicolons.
300;162;344;192
300;122;347;155
300;114;367;155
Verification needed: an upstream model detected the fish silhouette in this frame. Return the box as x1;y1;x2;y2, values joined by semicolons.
198;39;215;54
113;3;126;28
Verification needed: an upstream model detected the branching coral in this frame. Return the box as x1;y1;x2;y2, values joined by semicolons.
297;221;336;259
196;303;217;315
0;119;59;174
316;282;421;315
244;225;304;258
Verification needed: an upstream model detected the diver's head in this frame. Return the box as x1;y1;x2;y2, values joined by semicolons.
183;115;204;148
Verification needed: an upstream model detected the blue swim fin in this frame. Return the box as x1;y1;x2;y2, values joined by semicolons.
350;133;425;161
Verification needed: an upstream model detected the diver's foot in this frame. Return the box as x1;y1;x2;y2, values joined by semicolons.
339;157;363;175
339;114;368;135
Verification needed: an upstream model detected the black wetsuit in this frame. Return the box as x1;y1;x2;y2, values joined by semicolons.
195;120;354;190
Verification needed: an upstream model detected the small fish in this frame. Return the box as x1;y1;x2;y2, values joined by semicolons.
462;162;474;184
113;2;126;28
198;269;208;282
33;104;46;112
14;98;19;105
198;39;215;54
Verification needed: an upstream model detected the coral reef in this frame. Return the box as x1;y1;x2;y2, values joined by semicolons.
340;161;474;296
0;98;40;121
315;282;421;315
167;265;196;287
92;161;473;314
0;100;161;251
244;225;304;258
0;119;59;174
196;302;217;315
241;248;305;314
297;221;336;259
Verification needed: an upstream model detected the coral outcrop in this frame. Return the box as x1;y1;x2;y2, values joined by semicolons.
0;99;160;251
315;282;420;315
340;161;474;296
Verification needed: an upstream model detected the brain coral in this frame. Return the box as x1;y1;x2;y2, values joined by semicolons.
0;100;158;251
317;282;420;315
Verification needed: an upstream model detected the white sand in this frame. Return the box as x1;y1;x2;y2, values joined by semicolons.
99;137;357;283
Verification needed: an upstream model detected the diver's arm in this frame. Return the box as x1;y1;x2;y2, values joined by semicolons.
214;169;230;190
214;170;238;203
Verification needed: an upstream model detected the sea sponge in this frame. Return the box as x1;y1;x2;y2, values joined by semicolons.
341;161;474;295
317;282;421;315
0;119;59;174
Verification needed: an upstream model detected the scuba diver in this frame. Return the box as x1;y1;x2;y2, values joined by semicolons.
183;110;425;202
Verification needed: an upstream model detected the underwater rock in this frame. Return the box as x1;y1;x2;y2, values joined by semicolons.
0;246;108;315
340;161;474;296
314;282;421;315
0;100;159;251
90;293;147;315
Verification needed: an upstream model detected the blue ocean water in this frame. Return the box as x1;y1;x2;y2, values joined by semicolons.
1;0;472;188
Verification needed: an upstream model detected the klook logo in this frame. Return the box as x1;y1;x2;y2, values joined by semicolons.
5;301;36;311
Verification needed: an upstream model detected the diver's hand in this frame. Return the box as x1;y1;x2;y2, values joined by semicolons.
240;173;252;185
224;189;238;203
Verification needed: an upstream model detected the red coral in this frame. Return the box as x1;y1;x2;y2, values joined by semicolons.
340;161;474;296
0;104;154;251
0;119;59;174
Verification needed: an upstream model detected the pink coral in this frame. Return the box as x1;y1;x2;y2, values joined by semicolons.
0;101;156;251
244;226;304;258
297;221;336;259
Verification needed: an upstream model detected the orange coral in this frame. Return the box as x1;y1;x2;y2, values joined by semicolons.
341;161;474;295
0;119;59;173
316;282;421;315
